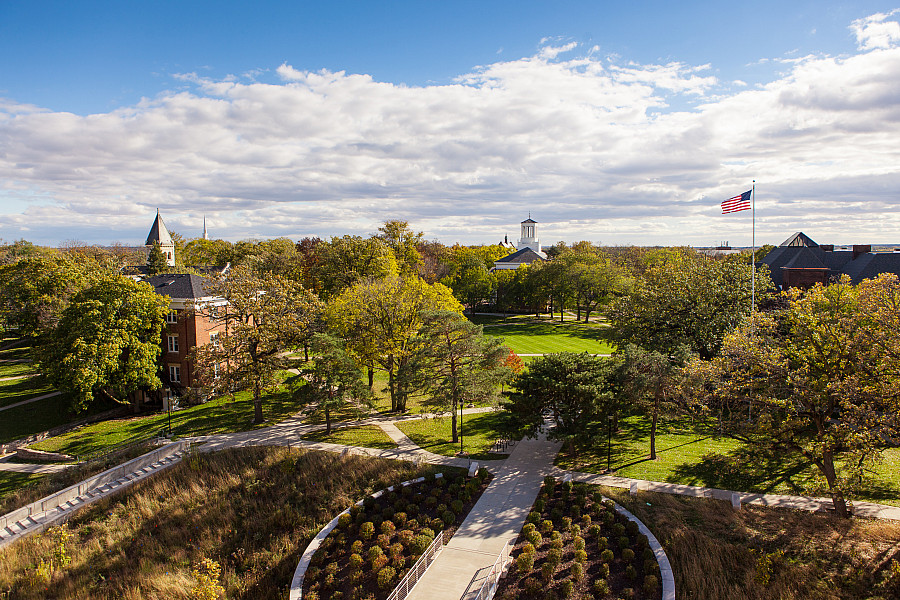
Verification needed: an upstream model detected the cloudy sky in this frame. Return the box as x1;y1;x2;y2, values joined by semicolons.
1;1;899;248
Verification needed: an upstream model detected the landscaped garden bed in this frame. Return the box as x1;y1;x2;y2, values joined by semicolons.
302;467;492;600
495;477;663;600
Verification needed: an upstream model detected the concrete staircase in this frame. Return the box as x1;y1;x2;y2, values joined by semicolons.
0;441;189;548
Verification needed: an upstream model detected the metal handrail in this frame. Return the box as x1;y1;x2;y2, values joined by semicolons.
386;529;445;600
471;538;516;600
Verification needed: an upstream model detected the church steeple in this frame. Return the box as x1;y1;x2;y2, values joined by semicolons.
145;210;176;267
202;215;209;240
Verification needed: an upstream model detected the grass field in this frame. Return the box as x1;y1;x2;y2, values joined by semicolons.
396;410;513;460
30;384;304;457
555;415;900;507
301;424;397;449
0;375;57;409
0;362;35;379
474;315;615;355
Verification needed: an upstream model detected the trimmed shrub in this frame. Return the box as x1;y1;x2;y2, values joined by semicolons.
338;513;352;529
574;549;587;564
571;561;584;582
598;562;610;578
436;503;448;514
381;520;396;535
601;549;614;563
573;536;585;551
561;516;572;531
625;565;637;580
643;547;655;561
559;579;574;597
407;503;420;517
410;535;432;555
393;555;406;569
430;517;445;531
592;492;604;505
547;548;563;567
645;558;658;574
581;514;591;528
527;530;542;547
348;553;364;571
570;524;581;538
524;577;542;595
382;507;395;521
398;529;414;546
516;552;535;574
612;523;626;537
550;508;563;523
550;536;564;550
644;574;659;593
603;511;615;525
626;520;639;536
637;533;650;549
543;475;556;488
541;519;554;534
376;533;391;549
424;495;438;508
325;561;339;575
367;546;384;562
527;511;542;524
534;498;545;513
377;566;396;589
351;540;364;554
359;522;375;540
442;510;456;526
393;512;408;527
421;527;436;540
407;518;419;531
597;536;608;551
622;548;635;562
389;542;404;558
541;562;555;582
569;505;581;519
588;524;601;538
451;499;464;513
523;522;536;535
522;542;536;555
562;479;573;494
619;535;631;550
371;554;389;571
592;579;610;595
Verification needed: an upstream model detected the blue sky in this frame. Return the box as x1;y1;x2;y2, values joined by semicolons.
1;1;899;247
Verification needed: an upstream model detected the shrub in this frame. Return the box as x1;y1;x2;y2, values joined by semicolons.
598;562;610;578
622;548;635;562
534;498;545;513
398;529;414;546
570;524;581;538
372;515;384;528
588;524;601;537
551;508;563;523
394;498;407;512
442;510;456;526
644;574;659;593
407;504;419;517
367;546;384;562
351;540;364;554
550;536;564;550
430;517;445;531
603;511;615;525
523;522;536;534
573;536;585;551
421;527;436;540
338;513;352;529
407;518;419;531
451;499;464;513
560;579;574;597
571;561;583;582
377;566;397;589
592;578;610;595
619;535;631;550
349;553;364;571
527;511;542;524
522;542;536;555
389;542;404;558
561;516;572;531
603;499;615;510
527;530;542;547
401;485;413;497
547;548;563;567
325;562;339;575
477;467;489;480
541;519;554;534
612;523;626;537
363;497;376;510
424;495;438;508
516;552;535;574
581;514;591;528
593;492;604;505
541;562;555;582
436;503;448;514
393;555;406;569
360;522;375;540
601;549;614;563
371;555;389;571
574;549;587;564
523;577;542;595
626;565;637;580
643;547;655;561
562;479;573;494
622;588;635;599
544;476;556;488
377;533;391;549
382;507;395;521
410;535;432;555
637;533;649;549
626;520;639;536
393;512;408;527
597;536;608;551
645;559;658;574
569;505;581;519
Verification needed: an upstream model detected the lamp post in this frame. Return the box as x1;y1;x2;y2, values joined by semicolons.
607;415;614;473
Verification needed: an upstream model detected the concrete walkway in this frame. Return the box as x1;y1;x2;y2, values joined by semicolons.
0;461;69;474
0;391;63;413
0;374;39;382
406;425;562;600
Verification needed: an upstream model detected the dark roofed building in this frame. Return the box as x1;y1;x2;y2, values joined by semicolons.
493;247;546;270
760;232;900;289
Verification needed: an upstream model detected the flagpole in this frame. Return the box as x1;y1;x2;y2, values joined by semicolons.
751;180;756;319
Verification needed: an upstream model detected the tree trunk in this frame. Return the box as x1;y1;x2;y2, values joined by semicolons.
368;367;374;391
451;401;458;444
253;381;263;424
821;450;850;518
304;343;309;362
650;395;659;461
325;392;332;435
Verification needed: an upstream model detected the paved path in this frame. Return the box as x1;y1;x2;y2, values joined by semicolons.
0;461;69;474
0;374;39;382
406;424;562;600
0;391;63;413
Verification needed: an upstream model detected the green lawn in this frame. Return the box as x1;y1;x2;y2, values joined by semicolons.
31;385;304;457
396;410;512;461
0;472;45;504
0;361;34;379
555;414;900;507
477;316;614;355
0;374;56;409
301;425;397;449
0;394;84;445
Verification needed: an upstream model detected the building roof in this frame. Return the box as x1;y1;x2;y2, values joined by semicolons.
143;273;215;299
494;247;545;264
780;232;818;247
521;218;537;224
781;247;828;270
145;212;174;246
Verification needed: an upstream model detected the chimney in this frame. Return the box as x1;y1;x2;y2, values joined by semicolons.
852;244;871;259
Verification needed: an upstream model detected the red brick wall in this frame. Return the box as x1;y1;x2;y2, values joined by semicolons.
782;268;829;289
162;310;225;389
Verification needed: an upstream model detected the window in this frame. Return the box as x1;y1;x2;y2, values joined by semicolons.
166;310;178;324
210;332;220;347
167;335;179;353
213;362;220;379
169;364;181;383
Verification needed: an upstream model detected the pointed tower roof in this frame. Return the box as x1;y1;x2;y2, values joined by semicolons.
145;210;174;246
780;232;818;248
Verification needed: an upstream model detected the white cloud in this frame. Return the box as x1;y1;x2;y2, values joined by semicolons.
2;22;900;247
851;10;900;50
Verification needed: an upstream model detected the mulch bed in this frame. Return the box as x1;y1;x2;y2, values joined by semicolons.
302;467;492;600
494;477;664;600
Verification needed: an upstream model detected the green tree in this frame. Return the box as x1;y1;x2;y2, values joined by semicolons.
442;249;494;311
38;274;170;412
314;235;398;299
375;220;424;276
683;275;900;518
327;276;462;412
509;352;614;465
419;311;510;442
191;266;323;424
608;248;766;359
147;241;169;274
296;333;372;433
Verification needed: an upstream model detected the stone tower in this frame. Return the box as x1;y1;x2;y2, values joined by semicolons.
146;210;176;267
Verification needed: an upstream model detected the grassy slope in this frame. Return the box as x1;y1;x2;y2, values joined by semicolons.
478;317;615;355
0;447;445;600
301;425;397;449
606;485;900;600
396;410;512;460
556;415;900;507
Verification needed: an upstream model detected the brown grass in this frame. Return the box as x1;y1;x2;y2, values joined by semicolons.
0;447;440;599
604;486;900;600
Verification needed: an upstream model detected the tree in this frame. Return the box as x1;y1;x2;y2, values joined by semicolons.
313;236;398;299
147;241;169;274
419;311;510;442
562;248;627;322
683;275;900;518
442;249;494;311
296;333;372;434
509;352;614;465
38;274;170;412
327;276;462;412
608;248;766;359
375;220;424;275
191;266;323;424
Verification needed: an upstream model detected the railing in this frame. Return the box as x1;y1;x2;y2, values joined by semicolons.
386;529;445;600
471;538;516;600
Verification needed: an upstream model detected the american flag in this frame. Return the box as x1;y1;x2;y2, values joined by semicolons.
721;190;751;214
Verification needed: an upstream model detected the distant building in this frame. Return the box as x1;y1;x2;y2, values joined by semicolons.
145;210;176;267
759;232;900;289
493;217;548;271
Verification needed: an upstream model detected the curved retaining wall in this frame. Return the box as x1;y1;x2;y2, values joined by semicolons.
289;472;445;600
609;498;676;600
